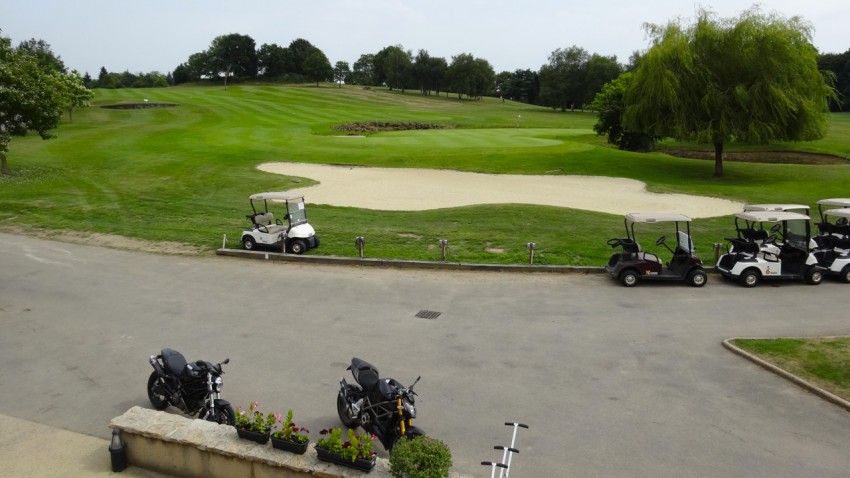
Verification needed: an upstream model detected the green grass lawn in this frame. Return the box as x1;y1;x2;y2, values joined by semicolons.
2;83;849;265
732;338;850;402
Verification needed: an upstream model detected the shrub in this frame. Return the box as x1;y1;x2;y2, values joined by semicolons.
389;436;452;478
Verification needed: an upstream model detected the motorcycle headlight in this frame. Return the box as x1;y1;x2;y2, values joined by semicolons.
214;376;223;393
404;401;416;419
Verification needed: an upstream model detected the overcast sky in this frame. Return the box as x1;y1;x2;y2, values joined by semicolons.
2;0;848;76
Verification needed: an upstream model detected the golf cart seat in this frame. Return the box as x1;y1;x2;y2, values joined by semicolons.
249;212;287;235
739;228;768;242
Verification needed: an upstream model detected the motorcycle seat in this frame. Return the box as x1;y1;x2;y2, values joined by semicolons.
350;357;380;392
161;348;187;376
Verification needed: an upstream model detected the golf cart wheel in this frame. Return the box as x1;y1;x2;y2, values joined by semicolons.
841;265;850;284
620;270;639;287
805;266;823;285
739;269;760;288
242;236;256;251
687;269;708;287
289;239;308;255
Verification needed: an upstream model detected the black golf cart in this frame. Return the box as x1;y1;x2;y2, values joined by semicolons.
605;213;707;287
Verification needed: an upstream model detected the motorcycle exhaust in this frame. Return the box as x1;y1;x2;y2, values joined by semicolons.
149;355;165;376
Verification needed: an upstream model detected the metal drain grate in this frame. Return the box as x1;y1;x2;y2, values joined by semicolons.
415;310;442;319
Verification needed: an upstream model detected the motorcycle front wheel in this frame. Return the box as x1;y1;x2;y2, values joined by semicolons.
147;371;169;410
337;392;359;428
205;403;234;426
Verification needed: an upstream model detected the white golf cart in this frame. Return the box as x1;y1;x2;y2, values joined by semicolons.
716;211;825;287
604;212;707;287
241;192;319;254
812;206;850;283
815;198;850;238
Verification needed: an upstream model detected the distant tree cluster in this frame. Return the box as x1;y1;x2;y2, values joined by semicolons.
818;49;850;112
89;67;169;89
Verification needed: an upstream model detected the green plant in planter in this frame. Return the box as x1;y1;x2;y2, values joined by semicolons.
234;401;278;434
272;409;310;444
317;427;376;462
389;436;453;478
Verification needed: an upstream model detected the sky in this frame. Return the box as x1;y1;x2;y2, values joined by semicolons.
1;0;848;76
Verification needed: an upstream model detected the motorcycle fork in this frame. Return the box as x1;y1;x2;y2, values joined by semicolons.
396;398;408;436
205;372;216;416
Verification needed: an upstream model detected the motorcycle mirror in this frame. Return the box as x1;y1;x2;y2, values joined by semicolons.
410;376;421;388
222;358;230;365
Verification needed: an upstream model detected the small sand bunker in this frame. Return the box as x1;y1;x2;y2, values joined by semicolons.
258;163;743;218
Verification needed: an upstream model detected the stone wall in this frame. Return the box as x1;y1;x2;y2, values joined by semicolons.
110;407;471;478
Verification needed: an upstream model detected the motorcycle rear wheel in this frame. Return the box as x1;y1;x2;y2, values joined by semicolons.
147;371;169;410
337;391;360;428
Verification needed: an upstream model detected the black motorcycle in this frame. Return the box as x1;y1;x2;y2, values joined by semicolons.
147;348;234;425
337;357;424;451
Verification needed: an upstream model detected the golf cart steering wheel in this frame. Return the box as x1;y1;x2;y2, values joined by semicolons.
655;236;667;246
276;218;284;225
607;238;622;248
837;217;849;226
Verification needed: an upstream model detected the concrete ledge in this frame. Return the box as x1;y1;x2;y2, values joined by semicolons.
722;338;850;412
216;248;605;274
111;406;471;478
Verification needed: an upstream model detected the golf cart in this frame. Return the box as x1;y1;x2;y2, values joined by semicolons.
815;198;850;237
812;207;850;282
605;213;707;287
241;192;319;254
716;211;825;287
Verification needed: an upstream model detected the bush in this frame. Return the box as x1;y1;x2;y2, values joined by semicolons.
389;436;452;478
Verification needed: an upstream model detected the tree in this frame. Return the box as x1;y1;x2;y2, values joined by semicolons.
446;53;495;100
495;69;540;104
257;43;288;78
412;50;447;95
285;38;318;76
59;70;94;122
624;7;838;177
539;46;589;111
16;38;66;73
350;54;377;85
375;45;412;91
583;54;622;107
207;33;258;86
1;35;76;175
303;49;332;87
590;72;655;151
333;61;350;88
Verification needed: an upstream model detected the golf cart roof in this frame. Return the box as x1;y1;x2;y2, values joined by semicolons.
817;198;850;208
824;208;850;219
625;212;691;223
249;192;304;202
744;204;809;212
734;211;810;222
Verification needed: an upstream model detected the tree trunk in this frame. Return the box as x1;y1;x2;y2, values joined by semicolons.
713;139;724;177
1;153;9;176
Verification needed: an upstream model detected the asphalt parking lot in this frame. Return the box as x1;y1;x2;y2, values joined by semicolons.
2;232;850;477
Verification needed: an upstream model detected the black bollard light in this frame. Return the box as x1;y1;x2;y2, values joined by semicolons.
108;428;128;472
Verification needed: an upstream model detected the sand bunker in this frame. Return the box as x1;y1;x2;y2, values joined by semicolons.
258;163;743;218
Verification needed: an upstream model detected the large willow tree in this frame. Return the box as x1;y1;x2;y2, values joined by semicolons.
624;7;837;177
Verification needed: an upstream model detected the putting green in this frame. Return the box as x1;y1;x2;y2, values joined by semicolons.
329;128;591;150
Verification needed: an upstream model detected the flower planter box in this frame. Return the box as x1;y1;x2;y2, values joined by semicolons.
315;446;376;472
271;436;309;454
235;427;270;445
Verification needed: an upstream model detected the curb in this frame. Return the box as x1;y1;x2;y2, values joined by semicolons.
722;338;850;412
215;248;606;274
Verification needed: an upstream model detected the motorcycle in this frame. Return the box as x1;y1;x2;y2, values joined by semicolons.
336;357;424;451
147;348;234;425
